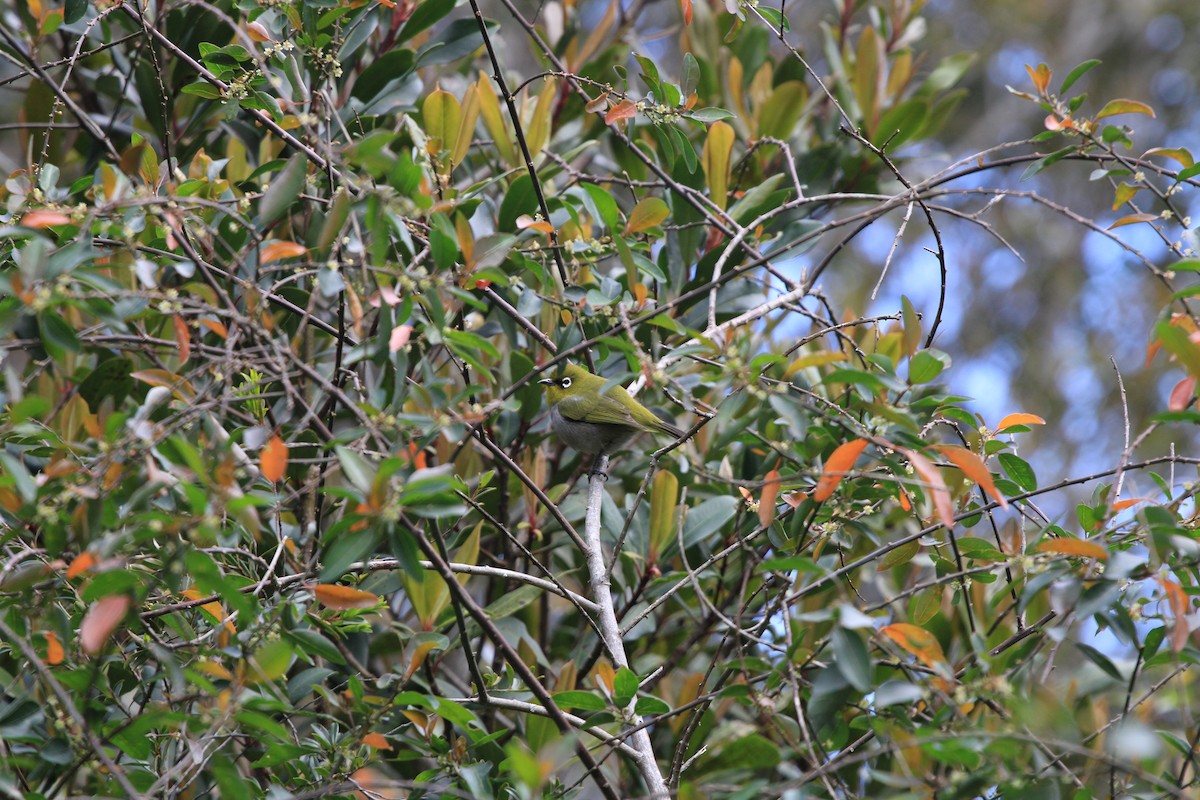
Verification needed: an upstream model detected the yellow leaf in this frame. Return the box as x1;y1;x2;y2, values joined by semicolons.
784;351;847;376
452;83;481;168
701;121;734;211
261;435;288;482
1095;98;1155;119
813;439;869;502
1142;147;1194;169
624;197;669;235
1107;212;1158;230
476;74;517;166
1035;538;1108;561
525;77;557;156
314;584;381;610
933;445;1008;509
648;469;679;564
423;88;461;155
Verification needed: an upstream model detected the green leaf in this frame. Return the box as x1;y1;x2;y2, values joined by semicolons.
335;446;377;495
1059;59;1101;94
955;537;1005;561
998;453;1037;492
700;733;781;773
831;627;872;692
398;0;458;44
64;0;87;23
1076;642;1124;681
634;696;671;715
680;495;739;551
688;107;736;123
552;690;606;711
351;49;416;103
908;350;950;384
259;154;307;227
613;666;639;707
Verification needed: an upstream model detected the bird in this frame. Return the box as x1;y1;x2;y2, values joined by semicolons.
538;363;684;456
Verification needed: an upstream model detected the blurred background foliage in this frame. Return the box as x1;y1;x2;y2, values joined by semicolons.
1;0;1200;798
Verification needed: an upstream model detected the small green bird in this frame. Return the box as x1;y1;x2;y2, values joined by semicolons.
538;364;684;455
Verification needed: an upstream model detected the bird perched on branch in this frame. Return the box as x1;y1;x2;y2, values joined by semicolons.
538;363;684;456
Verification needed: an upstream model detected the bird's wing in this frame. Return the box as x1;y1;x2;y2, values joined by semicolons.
555;394;641;428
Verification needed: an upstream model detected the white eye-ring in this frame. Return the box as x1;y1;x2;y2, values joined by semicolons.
561;377;572;388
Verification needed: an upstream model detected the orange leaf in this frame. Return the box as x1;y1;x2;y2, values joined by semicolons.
813;439;869;501
1110;498;1149;512
173;315;191;365
362;732;393;750
314;584;380;610
200;318;228;338
996;412;1046;432
131;369;196;401
246;21;271;42
933;445;1008;509
45;630;64;665
903;448;955;529
1107;212;1158;230
1035;538;1108;561
516;214;554;234
261;435;288;482
66;551;97;580
605;99;638;124
881;623;947;669
21;209;71;228
680;0;692;24
783;491;808;508
1025;63;1051;95
260;240;308;263
1168;375;1196;412
759;469;781;527
80;594;132;655
181;588;237;639
1158;576;1189;652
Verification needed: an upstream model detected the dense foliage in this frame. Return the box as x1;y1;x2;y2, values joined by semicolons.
2;1;1200;798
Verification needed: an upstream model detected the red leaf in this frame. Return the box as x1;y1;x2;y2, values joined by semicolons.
605;99;638;124
680;0;692;24
1168;375;1196;412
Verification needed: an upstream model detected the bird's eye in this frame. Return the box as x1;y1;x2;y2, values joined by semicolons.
560;377;572;388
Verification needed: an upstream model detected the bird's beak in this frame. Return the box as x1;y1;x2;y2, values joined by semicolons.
537;378;553;385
